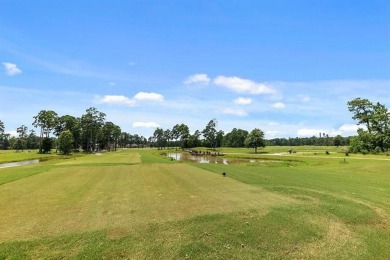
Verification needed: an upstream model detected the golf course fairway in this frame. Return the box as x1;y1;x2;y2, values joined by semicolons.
0;148;389;259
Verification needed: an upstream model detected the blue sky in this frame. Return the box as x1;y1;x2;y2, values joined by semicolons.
1;1;389;138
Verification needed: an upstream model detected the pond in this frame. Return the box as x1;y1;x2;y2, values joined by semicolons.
0;159;40;169
167;153;257;165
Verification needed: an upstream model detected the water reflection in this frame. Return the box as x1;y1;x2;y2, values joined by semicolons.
167;153;247;165
0;159;39;169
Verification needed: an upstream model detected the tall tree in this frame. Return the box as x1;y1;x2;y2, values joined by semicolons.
177;124;190;149
0;120;5;149
171;124;180;150
202;118;218;150
348;98;390;153
58;130;74;155
153;128;165;149
223;128;248;147
245;128;265;153
16;125;28;151
0;120;4;135
32;110;58;153
164;129;172;149
80;107;106;152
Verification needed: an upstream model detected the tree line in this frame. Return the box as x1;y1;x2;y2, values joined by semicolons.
0;107;148;155
0;97;388;155
152;119;266;153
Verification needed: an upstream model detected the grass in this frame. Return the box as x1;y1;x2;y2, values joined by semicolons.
0;148;389;259
0;149;59;163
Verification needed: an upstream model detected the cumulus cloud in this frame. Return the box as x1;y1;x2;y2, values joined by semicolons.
133;92;164;102
214;76;276;95
2;62;22;76
5;130;18;137
272;102;286;109
297;124;362;137
222;108;247;116
266;130;280;138
183;73;210;85
133;122;160;128
98;95;136;105
96;92;164;106
339;124;360;133
297;128;326;137
234;97;252;105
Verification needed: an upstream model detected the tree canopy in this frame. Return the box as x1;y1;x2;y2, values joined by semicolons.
348;98;390;153
244;128;265;153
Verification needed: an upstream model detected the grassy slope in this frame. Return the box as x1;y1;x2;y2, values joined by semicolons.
0;148;389;259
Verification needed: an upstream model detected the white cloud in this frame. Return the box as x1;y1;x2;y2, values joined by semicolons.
266;130;280;138
214;76;276;95
297;129;326;137
98;95;136;105
5;130;18;137
339;124;360;133
222;108;247;116
96;92;164;106
133;122;160;128
297;124;362;137
234;97;252;105
272;102;286;109
2;62;22;76
183;73;210;85
109;82;116;86
133;92;164;102
128;61;136;66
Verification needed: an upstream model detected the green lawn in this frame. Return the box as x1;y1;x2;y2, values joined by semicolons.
0;148;389;259
0;149;59;163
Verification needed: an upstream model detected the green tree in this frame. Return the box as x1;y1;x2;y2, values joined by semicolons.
245;128;265;153
164;129;172;149
32;110;59;153
58;130;74;155
0;120;4;135
333;135;343;147
188;130;202;148
153;128;165;149
13;139;26;152
80;107;106;152
55;115;81;151
202;119;218;150
177;124;190;149
26;129;39;149
348;98;390;152
223;128;248;147
0;120;5;149
16;125;28;151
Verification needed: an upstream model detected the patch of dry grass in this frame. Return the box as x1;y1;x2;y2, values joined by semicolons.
0;163;293;242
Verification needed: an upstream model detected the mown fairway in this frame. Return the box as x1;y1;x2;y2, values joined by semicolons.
0;148;389;259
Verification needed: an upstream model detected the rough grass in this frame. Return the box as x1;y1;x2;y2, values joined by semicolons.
0;148;389;259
